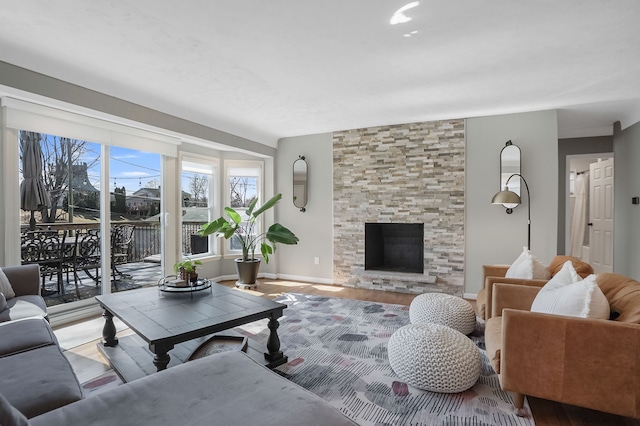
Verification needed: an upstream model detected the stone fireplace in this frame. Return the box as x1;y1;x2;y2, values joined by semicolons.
365;223;424;274
333;119;465;295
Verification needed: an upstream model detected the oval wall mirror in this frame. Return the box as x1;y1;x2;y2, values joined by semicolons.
293;156;308;212
500;141;521;211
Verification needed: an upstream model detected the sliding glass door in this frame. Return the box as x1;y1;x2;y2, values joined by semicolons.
108;146;163;295
18;131;163;307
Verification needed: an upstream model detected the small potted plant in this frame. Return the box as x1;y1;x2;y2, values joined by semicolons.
173;258;202;283
198;193;298;285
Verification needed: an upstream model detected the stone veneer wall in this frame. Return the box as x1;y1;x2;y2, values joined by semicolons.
333;119;465;295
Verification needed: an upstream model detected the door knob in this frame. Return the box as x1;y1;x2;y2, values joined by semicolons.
588;223;593;226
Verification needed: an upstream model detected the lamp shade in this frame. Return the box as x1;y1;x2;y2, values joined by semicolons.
491;186;521;205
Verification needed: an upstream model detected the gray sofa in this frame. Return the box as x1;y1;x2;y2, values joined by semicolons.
19;351;357;426
0;265;48;323
0;265;84;418
0;265;357;426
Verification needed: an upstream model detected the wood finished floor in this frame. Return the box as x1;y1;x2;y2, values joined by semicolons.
55;279;639;426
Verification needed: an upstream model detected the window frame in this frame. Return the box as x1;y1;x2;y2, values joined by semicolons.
223;160;264;259
180;154;220;260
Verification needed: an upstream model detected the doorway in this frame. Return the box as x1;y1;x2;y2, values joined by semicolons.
566;154;614;273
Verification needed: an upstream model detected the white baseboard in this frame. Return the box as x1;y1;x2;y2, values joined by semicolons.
463;292;477;300
275;274;334;285
211;273;332;285
50;302;103;328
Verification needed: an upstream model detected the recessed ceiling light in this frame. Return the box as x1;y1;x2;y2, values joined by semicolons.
390;2;420;25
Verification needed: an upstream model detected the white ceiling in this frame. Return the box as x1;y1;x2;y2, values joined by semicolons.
1;0;639;148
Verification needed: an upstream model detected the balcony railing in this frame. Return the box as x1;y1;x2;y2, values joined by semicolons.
20;220;208;307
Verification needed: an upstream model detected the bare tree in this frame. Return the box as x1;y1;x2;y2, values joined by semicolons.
229;177;256;208
189;174;208;207
20;131;93;222
146;179;159;189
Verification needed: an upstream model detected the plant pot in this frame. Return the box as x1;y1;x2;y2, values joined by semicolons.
179;267;198;283
178;267;188;281
235;258;261;284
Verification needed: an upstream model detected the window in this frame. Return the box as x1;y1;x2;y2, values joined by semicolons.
225;161;263;255
5;97;178;310
109;146;163;289
19;132;101;228
181;156;218;257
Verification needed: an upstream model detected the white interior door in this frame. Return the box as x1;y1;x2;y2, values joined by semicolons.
589;158;614;273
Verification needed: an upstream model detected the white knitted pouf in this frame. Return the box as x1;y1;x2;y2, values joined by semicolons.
409;293;477;335
388;323;481;393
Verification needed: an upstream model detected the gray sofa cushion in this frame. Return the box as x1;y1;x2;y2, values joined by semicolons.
32;351;357;426
0;268;16;299
0;317;57;357
0;296;47;323
0;393;29;426
0;345;82;418
0;292;6;312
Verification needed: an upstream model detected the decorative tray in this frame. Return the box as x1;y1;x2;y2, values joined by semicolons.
158;276;212;293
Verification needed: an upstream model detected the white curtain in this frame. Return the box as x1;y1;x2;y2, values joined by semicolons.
570;173;588;258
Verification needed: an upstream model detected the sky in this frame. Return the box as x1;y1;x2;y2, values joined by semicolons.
82;142;163;196
25;134;249;201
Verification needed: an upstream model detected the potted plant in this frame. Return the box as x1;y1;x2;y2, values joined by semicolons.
173;258;202;283
198;193;298;285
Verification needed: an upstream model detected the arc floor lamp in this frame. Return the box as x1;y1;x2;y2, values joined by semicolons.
491;173;531;250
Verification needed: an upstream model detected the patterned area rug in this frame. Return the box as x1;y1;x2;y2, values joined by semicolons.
81;370;122;397
81;292;535;425
238;293;535;426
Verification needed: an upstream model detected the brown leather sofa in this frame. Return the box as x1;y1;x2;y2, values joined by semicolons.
484;272;640;419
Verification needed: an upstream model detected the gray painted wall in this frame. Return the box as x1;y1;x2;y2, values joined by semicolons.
0;61;275;158
556;136;613;254
277;110;559;296
613;121;640;279
465;110;559;295
275;133;334;282
0;112;6;263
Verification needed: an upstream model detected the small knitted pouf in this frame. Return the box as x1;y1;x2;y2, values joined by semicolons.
388;323;481;393
409;293;477;335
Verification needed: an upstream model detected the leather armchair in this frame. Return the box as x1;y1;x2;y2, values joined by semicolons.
477;256;594;321
476;264;547;321
485;279;640;419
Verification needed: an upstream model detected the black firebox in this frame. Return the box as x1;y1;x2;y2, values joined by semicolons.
364;223;424;274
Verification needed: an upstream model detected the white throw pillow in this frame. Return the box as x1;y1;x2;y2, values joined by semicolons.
0;268;15;299
505;247;550;280
530;260;610;319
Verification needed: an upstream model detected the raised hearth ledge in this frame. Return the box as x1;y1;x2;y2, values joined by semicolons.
355;269;436;283
345;269;462;296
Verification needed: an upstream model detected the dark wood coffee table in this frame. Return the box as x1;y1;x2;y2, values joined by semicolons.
95;283;287;381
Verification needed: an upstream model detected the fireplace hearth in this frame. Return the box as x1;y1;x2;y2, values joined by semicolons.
365;223;424;274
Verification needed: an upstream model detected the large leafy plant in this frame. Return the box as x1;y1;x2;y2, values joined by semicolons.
198;193;298;263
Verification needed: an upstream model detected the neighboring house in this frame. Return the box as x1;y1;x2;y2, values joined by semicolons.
125;187;161;216
182;191;207;208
